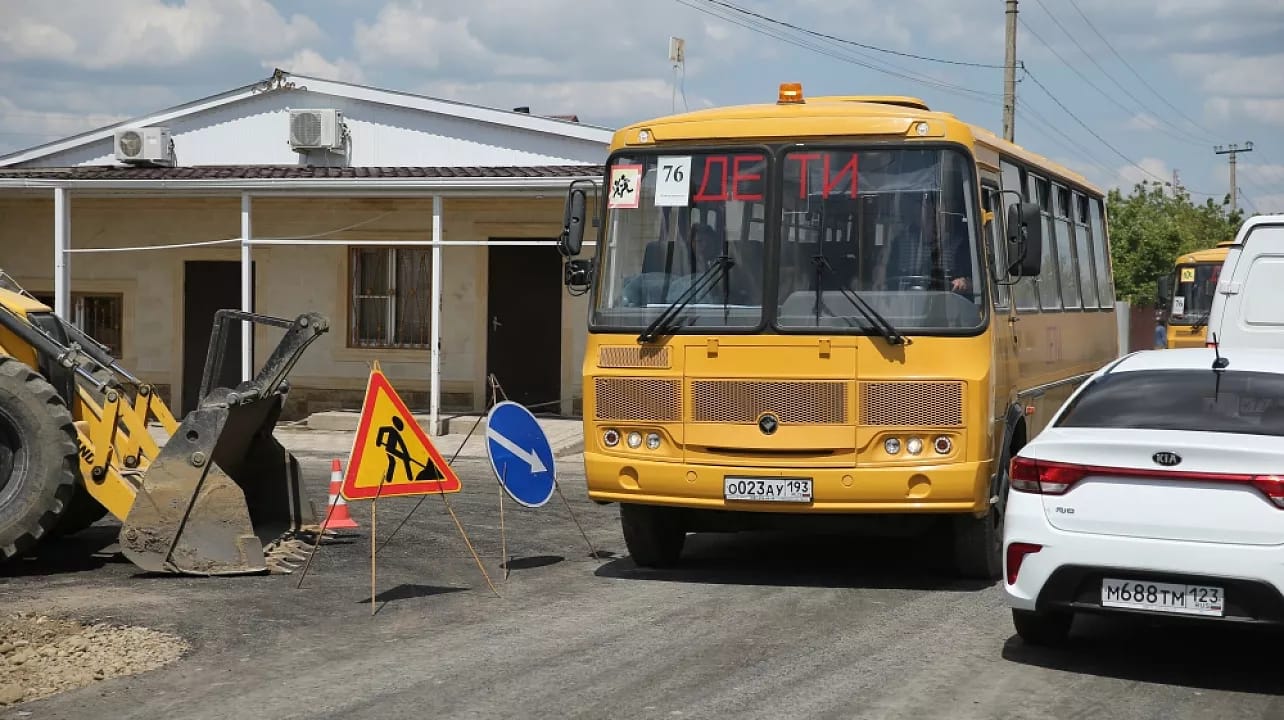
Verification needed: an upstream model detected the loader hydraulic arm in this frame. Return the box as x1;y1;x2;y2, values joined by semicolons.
0;301;111;394
197;310;329;405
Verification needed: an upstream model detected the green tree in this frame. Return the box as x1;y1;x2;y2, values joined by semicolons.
1107;181;1242;306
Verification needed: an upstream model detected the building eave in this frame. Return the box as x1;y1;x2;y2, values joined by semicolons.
0;69;614;168
0;174;603;196
0;81;267;167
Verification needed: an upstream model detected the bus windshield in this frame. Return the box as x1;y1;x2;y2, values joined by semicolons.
590;147;983;333
592;150;768;331
1168;262;1220;326
777;148;982;331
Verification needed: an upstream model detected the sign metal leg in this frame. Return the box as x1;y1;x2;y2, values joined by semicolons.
555;480;598;560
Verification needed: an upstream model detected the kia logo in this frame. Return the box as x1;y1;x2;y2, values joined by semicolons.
758;414;779;435
1153;451;1182;467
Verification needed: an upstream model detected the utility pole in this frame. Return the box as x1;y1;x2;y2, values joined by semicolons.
1002;0;1019;141
1214;142;1253;214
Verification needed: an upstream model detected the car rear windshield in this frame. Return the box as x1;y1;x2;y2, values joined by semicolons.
1057;369;1284;437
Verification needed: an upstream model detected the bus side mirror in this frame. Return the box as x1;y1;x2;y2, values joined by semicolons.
1006;202;1043;277
559;187;588;257
1157;275;1173;306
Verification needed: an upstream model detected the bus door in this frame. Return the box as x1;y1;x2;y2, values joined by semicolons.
983;184;1017;420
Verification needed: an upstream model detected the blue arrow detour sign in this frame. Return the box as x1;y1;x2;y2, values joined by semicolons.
485;401;557;508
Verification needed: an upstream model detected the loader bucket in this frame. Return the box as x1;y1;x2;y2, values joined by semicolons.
119;311;328;576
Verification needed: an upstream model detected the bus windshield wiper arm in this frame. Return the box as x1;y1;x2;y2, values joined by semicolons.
637;256;734;344
810;256;905;345
1191;312;1210;331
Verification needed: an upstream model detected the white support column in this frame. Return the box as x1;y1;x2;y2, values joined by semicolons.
241;193;253;381
53;187;71;319
430;195;443;436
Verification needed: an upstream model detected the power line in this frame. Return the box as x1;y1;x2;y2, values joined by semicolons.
692;0;1007;69
1021;65;1219;197
1238;174;1275;205
1014;97;1116;175
1063;0;1218;141
677;0;1217;201
1028;0;1211;146
678;0;1000;100
1238;188;1259;215
1021;65;1163;183
675;0;1002;105
1238;164;1284;193
1017;20;1141;127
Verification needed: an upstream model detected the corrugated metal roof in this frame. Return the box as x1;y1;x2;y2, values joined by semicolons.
0;164;604;181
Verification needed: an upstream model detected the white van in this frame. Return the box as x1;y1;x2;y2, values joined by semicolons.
1206;214;1284;349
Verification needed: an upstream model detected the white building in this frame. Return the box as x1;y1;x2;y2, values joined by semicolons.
0;69;612;430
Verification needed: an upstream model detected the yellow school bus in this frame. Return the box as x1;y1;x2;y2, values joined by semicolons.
558;84;1119;578
1160;242;1232;348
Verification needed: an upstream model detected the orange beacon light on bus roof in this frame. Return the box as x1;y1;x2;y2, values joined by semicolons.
778;82;804;104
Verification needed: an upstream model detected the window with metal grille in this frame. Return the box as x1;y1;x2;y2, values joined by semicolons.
33;292;124;356
347;247;432;349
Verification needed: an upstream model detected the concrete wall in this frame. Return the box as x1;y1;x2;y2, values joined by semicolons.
0;193;589;418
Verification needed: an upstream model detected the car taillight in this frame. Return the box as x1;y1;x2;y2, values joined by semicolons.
1008;457;1089;495
1250;475;1284;508
1006;542;1042;585
1009;456;1284;508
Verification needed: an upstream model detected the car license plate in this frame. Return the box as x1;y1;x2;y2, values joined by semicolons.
723;477;812;503
1101;578;1224;617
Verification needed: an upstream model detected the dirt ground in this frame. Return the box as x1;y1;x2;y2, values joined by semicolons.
0;612;187;708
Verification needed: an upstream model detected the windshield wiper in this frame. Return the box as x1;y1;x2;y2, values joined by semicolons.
637;256;734;344
810;256;905;345
1191;312;1210;331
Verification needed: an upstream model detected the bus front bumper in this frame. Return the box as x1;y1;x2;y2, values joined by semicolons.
582;452;992;515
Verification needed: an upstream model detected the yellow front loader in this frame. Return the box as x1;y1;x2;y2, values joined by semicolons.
0;279;329;575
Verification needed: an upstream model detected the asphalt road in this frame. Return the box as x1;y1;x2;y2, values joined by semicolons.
3;452;1282;720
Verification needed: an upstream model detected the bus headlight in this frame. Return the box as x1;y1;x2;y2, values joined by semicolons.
603;429;620;447
884;437;902;455
646;433;662;450
934;436;953;454
626;431;643;449
906;437;924;455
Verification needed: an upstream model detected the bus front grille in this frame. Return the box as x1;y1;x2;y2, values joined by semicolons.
594;378;681;421
690;380;849;424
598;346;670;368
859;381;964;427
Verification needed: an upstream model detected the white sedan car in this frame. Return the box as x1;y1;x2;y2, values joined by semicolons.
1003;347;1284;645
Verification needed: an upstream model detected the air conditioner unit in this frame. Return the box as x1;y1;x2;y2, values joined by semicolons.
289;109;346;151
113;126;174;166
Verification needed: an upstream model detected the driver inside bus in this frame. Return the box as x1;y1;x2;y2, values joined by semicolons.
618;222;716;307
873;201;973;298
943;213;974;297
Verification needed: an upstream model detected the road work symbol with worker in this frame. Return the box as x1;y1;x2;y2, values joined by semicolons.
341;364;461;500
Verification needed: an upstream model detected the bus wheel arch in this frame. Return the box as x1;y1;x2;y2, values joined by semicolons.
953;404;1026;581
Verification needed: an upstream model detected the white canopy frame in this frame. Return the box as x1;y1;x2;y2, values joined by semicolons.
49;187;597;435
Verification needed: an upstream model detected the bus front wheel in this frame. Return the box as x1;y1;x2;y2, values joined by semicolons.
620;503;685;568
952;506;1003;580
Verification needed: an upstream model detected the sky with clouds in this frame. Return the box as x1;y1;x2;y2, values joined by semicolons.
1;0;1281;211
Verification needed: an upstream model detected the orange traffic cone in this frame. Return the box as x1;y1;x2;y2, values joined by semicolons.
320;458;360;531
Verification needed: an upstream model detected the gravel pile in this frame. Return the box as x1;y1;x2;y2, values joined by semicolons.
0;611;188;707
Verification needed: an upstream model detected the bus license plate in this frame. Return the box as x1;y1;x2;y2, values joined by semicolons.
1101;578;1224;617
724;477;812;503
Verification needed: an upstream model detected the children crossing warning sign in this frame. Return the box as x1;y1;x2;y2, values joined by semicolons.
341;365;461;500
